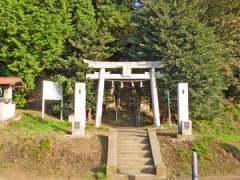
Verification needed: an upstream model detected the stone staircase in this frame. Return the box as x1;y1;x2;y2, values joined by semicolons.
107;128;167;180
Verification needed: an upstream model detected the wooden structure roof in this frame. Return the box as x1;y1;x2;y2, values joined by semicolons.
0;77;23;86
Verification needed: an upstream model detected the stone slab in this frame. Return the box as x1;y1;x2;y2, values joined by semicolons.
107;129;118;177
148;128;167;178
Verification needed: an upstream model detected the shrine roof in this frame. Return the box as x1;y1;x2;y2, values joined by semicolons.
0;77;23;86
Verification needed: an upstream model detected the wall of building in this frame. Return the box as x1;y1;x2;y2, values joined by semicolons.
0;102;15;121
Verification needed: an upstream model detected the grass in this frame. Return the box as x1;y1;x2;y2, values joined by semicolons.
3;113;71;136
2;113;109;138
175;148;192;175
192;136;214;159
193;118;240;142
86;122;109;131
193;103;240;143
95;164;107;180
162;104;240;177
188;104;240;175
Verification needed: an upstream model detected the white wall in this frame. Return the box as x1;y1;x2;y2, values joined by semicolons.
0;102;15;121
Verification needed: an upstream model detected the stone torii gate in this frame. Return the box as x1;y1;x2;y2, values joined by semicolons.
84;60;164;128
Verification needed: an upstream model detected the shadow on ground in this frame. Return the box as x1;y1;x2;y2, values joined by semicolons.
222;143;240;161
92;135;108;176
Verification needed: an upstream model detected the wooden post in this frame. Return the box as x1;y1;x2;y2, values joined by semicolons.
60;99;63;121
42;97;45;119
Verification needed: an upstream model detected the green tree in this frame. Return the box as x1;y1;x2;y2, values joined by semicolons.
124;0;225;120
95;0;132;59
0;0;72;106
49;0;112;116
197;0;240;102
0;62;10;76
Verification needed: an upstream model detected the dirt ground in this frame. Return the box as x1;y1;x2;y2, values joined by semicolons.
158;130;240;180
0;127;109;180
0;108;239;180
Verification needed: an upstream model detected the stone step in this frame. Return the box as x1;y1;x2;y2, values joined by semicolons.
118;144;151;152
107;129;167;180
118;133;148;137
118;150;152;157
118;135;148;139
116;129;156;178
117;139;149;144
118;130;147;133
118;154;152;159
119;137;148;140
118;130;147;134
118;135;148;138
118;147;151;152
117;141;150;149
120;135;146;137
118;157;154;166
114;173;160;180
109;176;160;180
113;172;161;180
117;128;146;131
118;133;147;136
118;166;155;174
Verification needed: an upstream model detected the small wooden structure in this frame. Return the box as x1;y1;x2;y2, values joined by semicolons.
0;77;23;121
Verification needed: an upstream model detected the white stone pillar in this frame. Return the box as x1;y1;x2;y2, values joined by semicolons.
178;83;192;136
150;68;161;127
95;68;105;128
73;83;86;136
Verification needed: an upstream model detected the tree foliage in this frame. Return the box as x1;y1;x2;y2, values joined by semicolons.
124;0;225;120
95;0;132;59
48;0;113;115
0;0;72;92
0;0;238;120
197;0;240;102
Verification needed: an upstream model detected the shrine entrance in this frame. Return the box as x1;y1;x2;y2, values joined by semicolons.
84;60;164;128
104;81;143;127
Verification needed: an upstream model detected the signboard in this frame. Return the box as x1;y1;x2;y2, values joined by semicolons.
42;80;63;120
43;80;62;100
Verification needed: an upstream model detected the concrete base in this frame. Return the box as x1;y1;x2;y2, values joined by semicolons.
65;133;92;139
0;102;15;121
72;120;85;136
178;121;192;136
177;134;196;141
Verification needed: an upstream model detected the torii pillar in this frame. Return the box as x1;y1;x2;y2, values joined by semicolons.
95;68;105;128
150;68;161;127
